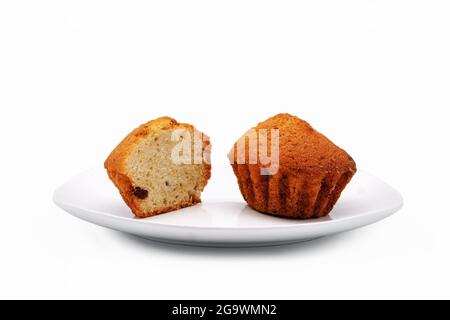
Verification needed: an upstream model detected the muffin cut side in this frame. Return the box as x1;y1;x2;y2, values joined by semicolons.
105;117;211;218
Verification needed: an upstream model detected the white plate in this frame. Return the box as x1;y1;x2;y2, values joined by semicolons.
54;166;403;247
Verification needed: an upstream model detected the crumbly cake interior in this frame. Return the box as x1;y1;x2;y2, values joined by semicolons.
125;129;206;213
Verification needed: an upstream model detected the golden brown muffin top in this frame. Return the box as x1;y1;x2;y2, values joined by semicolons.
234;113;356;177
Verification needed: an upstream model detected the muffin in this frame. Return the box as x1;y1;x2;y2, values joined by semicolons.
228;113;356;219
105;117;211;218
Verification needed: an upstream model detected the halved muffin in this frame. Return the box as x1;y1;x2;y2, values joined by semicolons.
105;117;211;218
228;113;356;219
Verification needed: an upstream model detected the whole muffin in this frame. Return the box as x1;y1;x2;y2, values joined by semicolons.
105;117;211;218
228;113;356;219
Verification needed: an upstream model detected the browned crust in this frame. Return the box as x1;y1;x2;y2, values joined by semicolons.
105;116;211;218
229;113;357;219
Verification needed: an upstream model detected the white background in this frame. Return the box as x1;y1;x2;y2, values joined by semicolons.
1;1;449;299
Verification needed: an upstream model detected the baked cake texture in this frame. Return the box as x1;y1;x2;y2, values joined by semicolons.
228;113;356;219
105;117;211;218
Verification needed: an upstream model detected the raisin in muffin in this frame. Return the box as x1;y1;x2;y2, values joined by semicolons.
228;113;356;219
105;117;211;218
